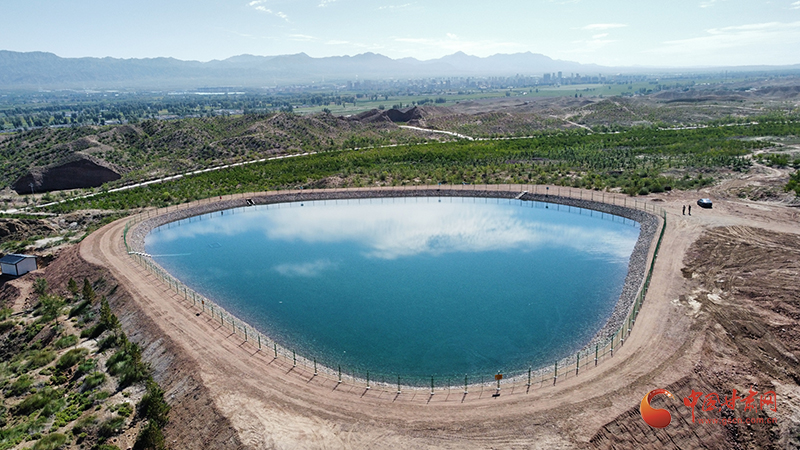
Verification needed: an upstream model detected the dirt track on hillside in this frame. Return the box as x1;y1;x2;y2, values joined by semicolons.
74;184;800;449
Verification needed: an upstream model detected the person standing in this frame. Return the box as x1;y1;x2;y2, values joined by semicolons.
688;205;692;215
682;205;686;215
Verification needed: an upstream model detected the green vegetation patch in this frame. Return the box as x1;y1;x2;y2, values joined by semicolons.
45;117;800;213
0;275;171;450
53;334;78;349
31;432;68;450
55;348;89;372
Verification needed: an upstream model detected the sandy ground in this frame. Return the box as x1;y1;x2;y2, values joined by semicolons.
76;180;800;449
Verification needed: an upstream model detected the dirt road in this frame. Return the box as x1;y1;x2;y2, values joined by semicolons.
76;185;800;449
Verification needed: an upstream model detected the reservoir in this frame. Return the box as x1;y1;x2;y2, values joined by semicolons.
145;196;640;381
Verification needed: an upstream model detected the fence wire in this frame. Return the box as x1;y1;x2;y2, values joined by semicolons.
122;184;666;394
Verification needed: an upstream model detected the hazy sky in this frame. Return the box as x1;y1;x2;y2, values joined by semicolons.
3;0;800;67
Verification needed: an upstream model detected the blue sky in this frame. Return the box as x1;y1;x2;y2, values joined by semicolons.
3;0;800;67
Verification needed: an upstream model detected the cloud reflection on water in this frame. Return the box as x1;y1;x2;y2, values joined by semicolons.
148;199;639;261
273;259;338;277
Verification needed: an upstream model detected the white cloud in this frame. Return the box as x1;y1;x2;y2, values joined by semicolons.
288;34;315;41
247;1;289;21
318;0;336;6
655;21;800;55
791;1;800;9
378;3;413;10
273;259;337;277
582;23;627;30
568;28;618;54
258;201;638;260
148;200;639;262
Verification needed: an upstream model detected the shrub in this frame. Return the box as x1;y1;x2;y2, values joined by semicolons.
55;348;88;372
14;387;63;416
25;349;56;371
54;334;78;349
33;278;48;296
94;445;122;450
98;415;126;438
0;320;14;334
132;422;166;450
137;380;170;428
7;374;33;397
68;300;91;318
32;433;68;450
34;294;65;322
106;342;147;388
24;322;45;343
115;402;133;418
82;372;106;391
72;414;97;434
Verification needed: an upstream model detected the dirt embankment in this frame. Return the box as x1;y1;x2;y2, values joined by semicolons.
591;226;800;449
38;185;800;449
0;218;58;243
12;153;122;194
40;246;244;450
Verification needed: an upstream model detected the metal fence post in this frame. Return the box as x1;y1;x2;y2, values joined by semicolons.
553;362;558;385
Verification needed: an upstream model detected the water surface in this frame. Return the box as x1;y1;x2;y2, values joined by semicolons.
146;197;639;380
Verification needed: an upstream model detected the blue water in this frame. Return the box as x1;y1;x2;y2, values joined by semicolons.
146;197;640;380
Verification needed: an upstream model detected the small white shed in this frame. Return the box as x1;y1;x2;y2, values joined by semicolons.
0;254;38;277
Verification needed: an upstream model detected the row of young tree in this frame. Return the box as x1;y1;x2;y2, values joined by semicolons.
45;118;800;213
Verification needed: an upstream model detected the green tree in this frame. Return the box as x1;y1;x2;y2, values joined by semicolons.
138;379;170;428
33;277;48;296
133;422;167;450
82;278;96;303
99;296;121;337
67;278;79;296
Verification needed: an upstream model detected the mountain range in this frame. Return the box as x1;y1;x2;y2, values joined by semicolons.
0;50;608;90
1;50;799;90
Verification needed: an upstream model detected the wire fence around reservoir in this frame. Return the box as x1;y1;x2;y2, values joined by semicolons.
122;184;667;396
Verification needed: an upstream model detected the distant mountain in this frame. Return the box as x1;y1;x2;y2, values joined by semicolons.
0;50;615;90
1;50;798;90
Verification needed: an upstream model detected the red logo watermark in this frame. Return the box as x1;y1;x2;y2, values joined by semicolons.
640;389;674;428
640;387;778;428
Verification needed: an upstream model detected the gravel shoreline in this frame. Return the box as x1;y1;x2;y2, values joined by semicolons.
127;188;660;375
